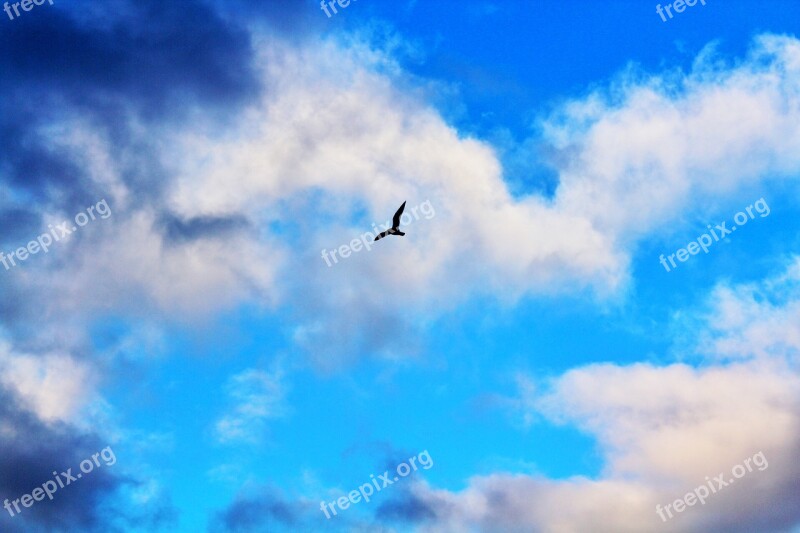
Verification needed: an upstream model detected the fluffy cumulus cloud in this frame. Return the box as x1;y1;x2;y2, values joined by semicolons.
547;35;800;242
38;31;800;365
165;35;625;311
397;259;800;533
5;17;800;364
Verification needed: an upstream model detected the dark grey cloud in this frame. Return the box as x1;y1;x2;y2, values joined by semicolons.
0;0;260;116
0;208;41;248
213;0;323;38
208;486;363;533
210;443;439;532
375;493;436;524
0;0;255;509
210;489;299;532
0;2;335;531
0;0;263;218
0;0;272;326
0;386;176;532
209;487;393;533
365;446;437;526
210;483;432;533
158;213;252;243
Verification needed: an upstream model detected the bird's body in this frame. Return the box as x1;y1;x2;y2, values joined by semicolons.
374;202;407;241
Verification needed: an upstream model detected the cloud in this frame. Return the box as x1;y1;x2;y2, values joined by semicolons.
6;17;800;367
375;491;437;524
3;5;800;531
0;336;179;532
45;207;281;318
0;0;259;120
209;446;432;533
0;3;263;530
690;257;800;363
209;487;300;533
156;32;800;363
397;259;800;532
208;484;397;533
545;35;800;241
0;384;178;533
215;368;287;445
0;343;97;423
0;0;268;345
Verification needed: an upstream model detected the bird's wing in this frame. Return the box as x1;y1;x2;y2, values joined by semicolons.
374;230;391;241
392;201;407;228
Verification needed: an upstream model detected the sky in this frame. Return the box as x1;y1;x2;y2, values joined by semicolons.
1;0;800;532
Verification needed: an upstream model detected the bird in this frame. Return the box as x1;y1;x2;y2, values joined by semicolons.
374;201;407;241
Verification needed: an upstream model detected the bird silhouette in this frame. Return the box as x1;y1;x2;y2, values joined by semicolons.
374;201;407;241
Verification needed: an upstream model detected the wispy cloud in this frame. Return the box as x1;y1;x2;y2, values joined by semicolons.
215;368;288;445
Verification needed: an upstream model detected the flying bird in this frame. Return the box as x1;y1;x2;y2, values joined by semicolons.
374;201;407;241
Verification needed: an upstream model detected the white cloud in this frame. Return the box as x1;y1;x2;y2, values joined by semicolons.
167;36;626;299
0;342;97;423
215;368;287;444
4;19;800;533
9;32;800;365
160;33;800;361
692;257;800;363
408;260;800;532
14;205;282;323
546;35;800;242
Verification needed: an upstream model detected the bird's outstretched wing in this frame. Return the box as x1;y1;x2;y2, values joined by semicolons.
392;201;406;228
374;230;391;241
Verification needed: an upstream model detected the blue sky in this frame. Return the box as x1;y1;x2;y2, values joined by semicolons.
1;1;800;532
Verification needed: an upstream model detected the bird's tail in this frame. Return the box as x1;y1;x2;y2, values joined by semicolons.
395;231;405;236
